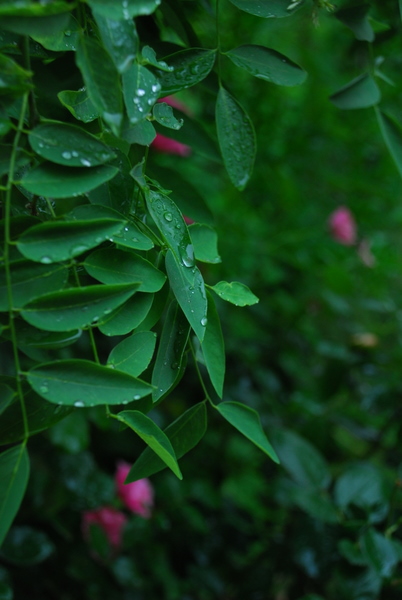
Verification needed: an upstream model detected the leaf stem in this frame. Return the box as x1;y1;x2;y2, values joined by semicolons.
189;339;214;406
20;36;39;129
4;93;30;439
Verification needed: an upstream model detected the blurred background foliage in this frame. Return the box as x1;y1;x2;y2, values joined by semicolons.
2;0;402;598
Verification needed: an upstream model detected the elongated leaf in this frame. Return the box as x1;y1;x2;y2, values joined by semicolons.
30;14;79;51
117;411;182;478
210;280;259;306
142;45;173;72
0;54;32;97
21;283;139;332
76;36;123;135
108;331;157;377
84;248;166;292
152;300;190;402
153;102;183;130
99;292;153;336
226;45;306;86
376;109;402;178
28;122;115;167
0;13;70;38
330;74;380;110
87;0;161;19
0;384;15;415
58;88;99;123
361;528;399;578
112;221;154;251
201;292;225;398
122;63;160;124
17;219;125;263
158;48;216;95
0;261;68;309
0;445;30;547
20;162;118;198
189;224;221;263
216;402;279;463
165;250;207;342
122;118;156;145
27;360;153;406
227;0;299;18
94;13;138;73
216;87;256;190
335;4;374;42
126;402;207;481
6;320;81;349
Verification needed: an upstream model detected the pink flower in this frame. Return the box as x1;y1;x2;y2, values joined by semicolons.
82;506;127;550
115;461;154;518
183;215;195;225
328;206;357;245
151;95;191;156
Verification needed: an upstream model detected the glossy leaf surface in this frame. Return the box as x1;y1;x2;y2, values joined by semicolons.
87;0;161;19
94;14;138;73
126;402;207;481
216;402;279;463
226;45;307;86
189;224;221;264
0;261;68;309
201;292;225;398
335;4;374;42
84;248;166;292
57;88;100;123
227;0;299;18
122;63;160;124
21;283;139;332
210;280;259;306
153;102;183;130
98;292;154;336
330;74;380;110
158;49;216;94
27;360;153;406
116;411;182;479
107;331;157;377
216;87;256;190
0;445;30;547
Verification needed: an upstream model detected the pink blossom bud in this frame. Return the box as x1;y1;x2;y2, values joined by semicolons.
328;206;357;245
82;506;127;550
115;461;154;519
151;133;191;157
183;215;195;225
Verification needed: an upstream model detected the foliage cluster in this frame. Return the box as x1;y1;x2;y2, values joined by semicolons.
1;0;402;598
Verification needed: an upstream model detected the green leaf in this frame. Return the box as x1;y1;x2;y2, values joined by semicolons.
209;280;259;306
201;292;225;398
20;163;119;198
0;390;72;446
107;331;157;377
376;110;402;178
6;320;81;349
330;74;380;110
216;87;256;190
76;35;123;135
27;360;153;406
17;219;124;263
0;260;68;309
84;248;166;292
116;411;182;479
153;112;219;161
151;300;190;402
94;13;138;73
165;250;207;342
0;13;70;38
58;88;100;123
0;385;15;416
113;221;154;251
1;526;55;565
272;429;330;487
141;45;173;72
360;528;399;578
335;4;374;42
189;224;221;263
98;292;154;336
87;0;161;19
216;402;279;463
30;14;79;51
226;45;307;86
28;122;115;167
158;48;216;95
334;463;389;512
21;283;139;332
0;54;32;97
0;445;30;548
227;0;300;18
122;63;160;124
122;119;156;145
0;1;73;17
153;102;183;130
126;402;207;481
